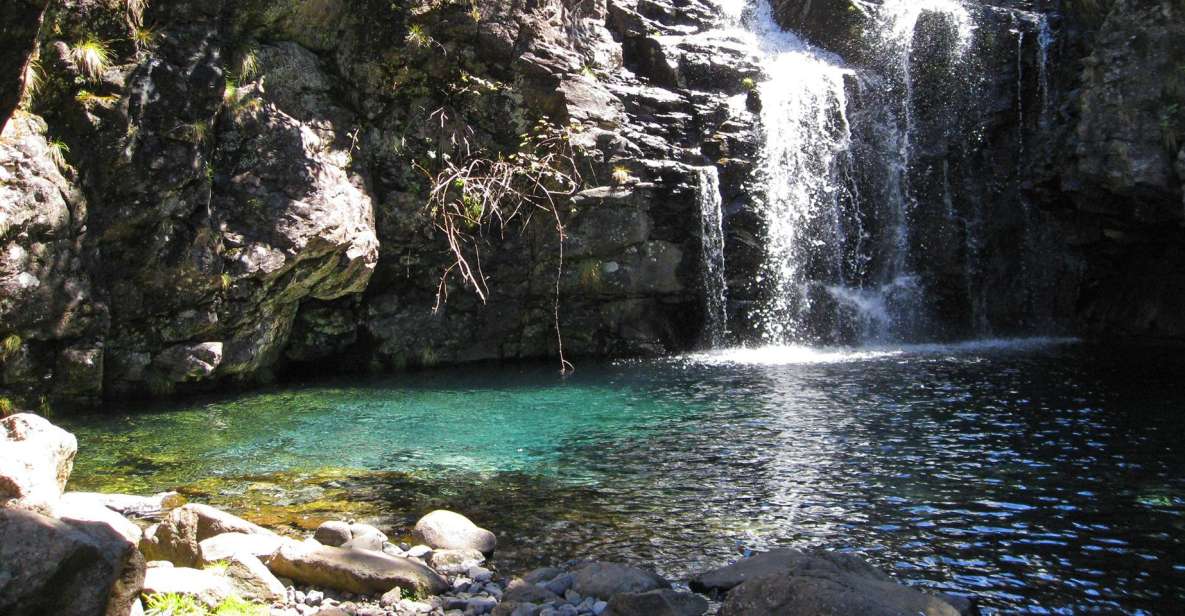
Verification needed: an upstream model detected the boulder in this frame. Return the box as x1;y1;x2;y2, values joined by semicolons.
0;508;145;616
428;548;486;576
219;553;287;603
412;510;497;555
314;520;352;547
142;566;233;608
502;578;562;604
342;523;386;552
197;532;287;565
0;413;78;515
694;549;962;616
570;562;670;600
605;589;709;616
139;506;200;567
185;503;274;539
54;492;143;544
265;541;449;596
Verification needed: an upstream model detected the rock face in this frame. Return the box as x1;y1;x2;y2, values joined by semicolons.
1;0;1185;408
0;413;77;514
0;0;50;133
413;510;497;555
0;507;145;616
693;549;961;616
266;541;449;596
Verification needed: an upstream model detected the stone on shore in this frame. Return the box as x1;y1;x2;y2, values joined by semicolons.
54;491;144;544
197;532;288;565
0;507;145;616
141;503;274;567
412;510;497;555
570;562;670;600
693;549;963;616
0;413;78;515
429;548;486;575
265;541;449;596
142;566;233;608
67;491;184;518
604;589;709;616
186;503;274;538
314;520;353;547
219;553;287;603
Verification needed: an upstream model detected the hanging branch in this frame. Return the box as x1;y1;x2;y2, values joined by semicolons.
416;114;583;373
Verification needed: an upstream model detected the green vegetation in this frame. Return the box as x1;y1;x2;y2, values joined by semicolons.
143;593;205;616
0;398;14;417
610;165;634;185
19;56;43;110
741;77;757;91
72;36;112;83
143;592;268;616
2;334;23;360
131;24;158;50
406;24;432;49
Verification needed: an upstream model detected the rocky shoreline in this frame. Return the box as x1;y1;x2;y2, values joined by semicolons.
2;412;977;615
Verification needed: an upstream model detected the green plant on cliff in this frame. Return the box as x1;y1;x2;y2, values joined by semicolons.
1;335;21;360
406;24;433;49
71;36;112;83
46;139;73;173
0;398;14;417
19;56;43;111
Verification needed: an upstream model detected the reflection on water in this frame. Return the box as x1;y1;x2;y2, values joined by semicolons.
63;339;1185;614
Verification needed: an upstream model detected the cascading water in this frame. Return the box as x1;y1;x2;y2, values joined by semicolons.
697;166;728;347
712;0;1060;344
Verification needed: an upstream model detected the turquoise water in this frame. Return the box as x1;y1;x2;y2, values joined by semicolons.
63;339;1185;614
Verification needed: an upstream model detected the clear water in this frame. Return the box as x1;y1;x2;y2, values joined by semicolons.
62;339;1185;614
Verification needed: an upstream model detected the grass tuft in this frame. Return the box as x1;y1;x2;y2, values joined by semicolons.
72;36;112;82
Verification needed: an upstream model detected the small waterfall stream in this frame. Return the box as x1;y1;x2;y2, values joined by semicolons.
697;166;728;347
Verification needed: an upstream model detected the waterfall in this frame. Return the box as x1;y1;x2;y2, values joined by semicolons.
697;166;728;347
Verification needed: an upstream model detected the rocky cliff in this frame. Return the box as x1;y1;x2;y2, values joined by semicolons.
1;0;1183;408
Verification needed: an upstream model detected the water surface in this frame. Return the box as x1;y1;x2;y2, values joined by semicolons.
63;339;1185;614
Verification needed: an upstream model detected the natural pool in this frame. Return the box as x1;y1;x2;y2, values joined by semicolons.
62;339;1185;614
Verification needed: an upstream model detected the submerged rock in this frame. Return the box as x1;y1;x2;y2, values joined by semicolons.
569;562;670;600
413;510;497;555
0;413;77;515
604;589;708;616
265;541;449;596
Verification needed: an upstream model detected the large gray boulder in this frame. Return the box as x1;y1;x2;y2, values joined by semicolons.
0;508;145;616
570;562;670;600
693;549;962;616
141;502;272;567
265;541;449;596
412;510;497;555
0;413;78;515
218;553;287;604
197;532;287;565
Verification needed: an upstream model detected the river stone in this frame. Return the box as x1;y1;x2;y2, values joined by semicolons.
413;510;497;554
54;491;143;544
314;520;352;546
0;507;145;616
689;548;855;594
429;548;486;575
569;562;670;600
604;589;708;616
185;503;273;538
198;532;288;565
220;553;287;603
342;524;386;552
265;541;449;596
0;413;77;515
142;566;233;608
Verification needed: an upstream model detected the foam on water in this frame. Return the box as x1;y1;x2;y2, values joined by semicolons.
686;336;1079;366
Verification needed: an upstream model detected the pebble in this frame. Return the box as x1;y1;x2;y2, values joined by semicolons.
544;574;573;596
564;589;581;604
407;544;433;558
306;590;324;606
468;566;493;583
466;596;498;614
591;600;607;615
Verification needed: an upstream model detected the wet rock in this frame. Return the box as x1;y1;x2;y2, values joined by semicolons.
314;520;353;547
68;491;183;518
413;510;497;555
0;507;145;616
186;503;275;539
604;589;708;616
142;566;233;608
266;541;449;596
54;491;143;544
0;413;77;515
569;562;670;600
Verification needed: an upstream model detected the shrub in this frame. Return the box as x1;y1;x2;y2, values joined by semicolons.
72;36;112;82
